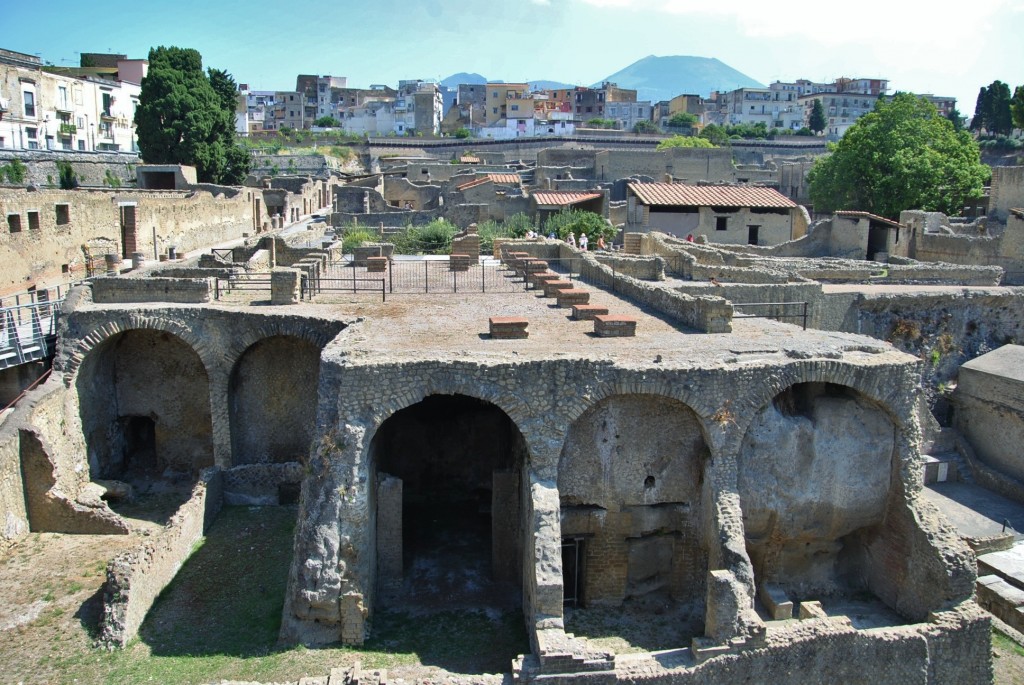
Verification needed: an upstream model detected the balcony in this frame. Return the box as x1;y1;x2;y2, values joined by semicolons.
59;123;76;136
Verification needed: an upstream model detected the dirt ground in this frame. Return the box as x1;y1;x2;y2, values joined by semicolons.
2;504;1022;685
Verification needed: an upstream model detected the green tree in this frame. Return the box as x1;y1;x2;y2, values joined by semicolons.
972;81;1013;135
135;46;250;184
452;127;472;139
809;99;827;134
632;120;658;134
314;116;339;127
1011;85;1024;132
945;107;964;132
807;93;989;220
699;124;730;146
667;112;698;128
656;134;715;150
586;118;617;129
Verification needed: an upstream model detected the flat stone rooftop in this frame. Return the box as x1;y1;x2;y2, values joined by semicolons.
923;481;1024;541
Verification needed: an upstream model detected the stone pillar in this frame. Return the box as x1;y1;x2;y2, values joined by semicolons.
376;475;403;581
270;268;301;305
104;253;119;276
207;366;233;469
131;251;145;270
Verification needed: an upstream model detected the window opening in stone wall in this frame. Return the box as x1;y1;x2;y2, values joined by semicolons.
27;211;39;231
8;214;22;233
55;204;70;226
716;216;728;231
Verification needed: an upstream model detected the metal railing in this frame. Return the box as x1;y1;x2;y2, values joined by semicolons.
319;258;530;296
0;301;62;370
732;301;809;330
213;273;274;300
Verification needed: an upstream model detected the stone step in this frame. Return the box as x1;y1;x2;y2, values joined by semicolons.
977;574;1024;635
978;548;1024;592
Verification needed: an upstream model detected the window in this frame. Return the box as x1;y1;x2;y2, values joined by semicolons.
26;127;38;149
510;104;518;111
8;214;22;233
716;216;728;231
77;140;85;151
492;107;497;114
55;204;70;226
23;91;35;117
102;92;113;116
58;86;69;110
27;211;39;230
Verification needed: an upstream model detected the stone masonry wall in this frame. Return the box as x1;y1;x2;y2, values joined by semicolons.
99;468;223;647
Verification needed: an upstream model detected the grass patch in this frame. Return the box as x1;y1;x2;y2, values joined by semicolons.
995;628;1024;658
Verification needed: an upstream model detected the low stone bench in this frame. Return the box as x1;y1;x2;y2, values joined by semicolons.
449;254;472;271
489;317;529;339
366;256;388;273
543;280;574;297
556;289;590;308
594;315;637;337
529;271;561;288
522;259;548;274
572;304;609;320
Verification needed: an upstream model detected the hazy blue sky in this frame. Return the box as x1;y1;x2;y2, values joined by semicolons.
6;0;1023;115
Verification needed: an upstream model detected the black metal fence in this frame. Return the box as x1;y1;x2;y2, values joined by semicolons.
319;259;530;296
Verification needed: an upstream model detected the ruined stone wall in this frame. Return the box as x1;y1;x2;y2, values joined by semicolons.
990;166;1024;223
281;337;971;649
382;177;441;210
91;276;214;304
0;187;258;294
0;426;28;548
99;468;223;647
592;253;665;281
0;149;138;188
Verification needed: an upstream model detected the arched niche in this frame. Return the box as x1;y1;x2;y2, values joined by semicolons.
228;335;322;465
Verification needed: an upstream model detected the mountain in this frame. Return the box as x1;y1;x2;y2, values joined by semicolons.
593;55;764;103
528;80;575;92
440;72;487;88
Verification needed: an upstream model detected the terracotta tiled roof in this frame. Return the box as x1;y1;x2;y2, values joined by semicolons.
833;210;903;228
532;191;603;207
459;155;480;164
455;177;490;191
628;182;797;209
487;173;521;185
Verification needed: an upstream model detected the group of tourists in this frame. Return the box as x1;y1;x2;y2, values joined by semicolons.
564;232;607;251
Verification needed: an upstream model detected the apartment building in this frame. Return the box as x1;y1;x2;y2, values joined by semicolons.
0;48;142;153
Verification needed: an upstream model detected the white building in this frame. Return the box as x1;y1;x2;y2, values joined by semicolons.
0;48;142;153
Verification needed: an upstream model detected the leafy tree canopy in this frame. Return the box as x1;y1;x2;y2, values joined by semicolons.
135;46;250;184
809;99;827;134
657;134;715;150
667;112;697;127
632;120;658;134
1011;85;1024;132
971;80;1013;135
314;116;339;127
807;93;989;220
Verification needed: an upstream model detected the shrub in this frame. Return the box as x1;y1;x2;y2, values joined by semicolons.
543;210;615;242
56;161;78;189
341;227;380;253
656;135;716;150
2;157;27;184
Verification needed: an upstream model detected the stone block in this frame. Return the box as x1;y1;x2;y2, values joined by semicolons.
529;271;561;288
449;254;473;271
572;304;609;320
594;315;637;337
271;268;302;305
759;583;794;620
556;289;590;308
798;600;827;619
489;316;529;339
523;259;549;274
366;256;388;273
542;279;574;297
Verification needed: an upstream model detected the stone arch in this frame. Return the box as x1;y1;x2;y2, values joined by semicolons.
61;313;218;386
737;379;898;606
228;334;322;466
220;320;340;371
75;327;214;480
722;361;911;457
366;391;530;625
557;392;711;645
